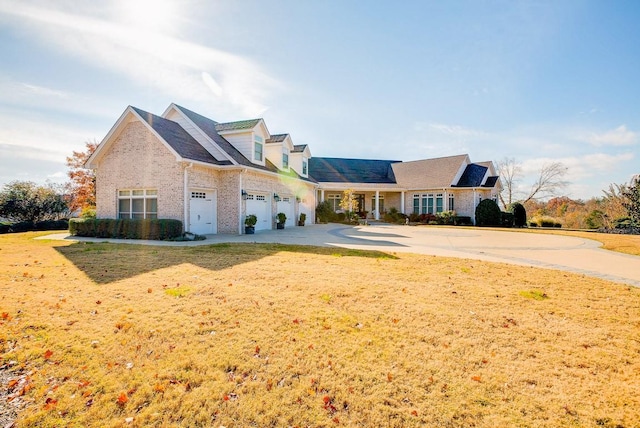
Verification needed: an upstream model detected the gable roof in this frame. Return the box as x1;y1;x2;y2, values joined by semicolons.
292;144;308;153
309;157;400;183
215;119;262;132
131;107;227;165
172;105;255;167
266;134;288;143
392;154;469;189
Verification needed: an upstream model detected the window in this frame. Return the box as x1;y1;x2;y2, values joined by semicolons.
327;193;341;211
254;136;263;162
448;194;454;211
302;159;308;175
436;193;444;213
118;189;157;219
371;194;384;213
282;152;289;169
414;193;434;214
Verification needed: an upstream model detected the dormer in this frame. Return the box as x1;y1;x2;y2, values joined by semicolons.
265;133;295;172
289;144;312;178
215;119;270;167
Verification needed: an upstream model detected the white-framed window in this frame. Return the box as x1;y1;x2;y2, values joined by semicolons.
118;189;157;219
436;193;444;213
371;195;384;213
448;194;455;211
256;195;266;201
191;191;206;199
302;159;308;175
282;197;290;203
413;193;434;214
327;193;341;211
254;135;263;162
282;152;289;169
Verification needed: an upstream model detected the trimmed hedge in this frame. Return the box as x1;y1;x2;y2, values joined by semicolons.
0;219;69;234
475;199;502;226
69;218;183;240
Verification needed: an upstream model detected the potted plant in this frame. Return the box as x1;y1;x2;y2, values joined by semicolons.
298;213;306;226
244;214;257;234
276;212;286;229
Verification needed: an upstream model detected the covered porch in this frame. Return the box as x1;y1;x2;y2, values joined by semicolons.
316;185;406;221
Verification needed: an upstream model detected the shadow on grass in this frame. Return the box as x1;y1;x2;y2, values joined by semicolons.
55;242;397;284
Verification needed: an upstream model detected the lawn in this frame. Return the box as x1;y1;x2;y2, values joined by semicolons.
1;231;639;427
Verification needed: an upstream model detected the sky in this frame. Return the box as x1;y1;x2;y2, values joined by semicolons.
0;0;639;200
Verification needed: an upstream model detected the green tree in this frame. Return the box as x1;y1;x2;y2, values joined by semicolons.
0;181;69;223
339;189;359;222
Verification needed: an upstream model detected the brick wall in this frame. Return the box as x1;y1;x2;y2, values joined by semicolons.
95;121;184;221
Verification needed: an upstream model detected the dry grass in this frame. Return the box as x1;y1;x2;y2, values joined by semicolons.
1;231;639;427
490;227;640;257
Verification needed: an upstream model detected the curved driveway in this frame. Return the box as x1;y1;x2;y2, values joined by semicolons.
47;224;640;287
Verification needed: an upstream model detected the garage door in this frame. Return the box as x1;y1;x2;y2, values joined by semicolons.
189;190;217;234
246;193;271;231
277;196;295;227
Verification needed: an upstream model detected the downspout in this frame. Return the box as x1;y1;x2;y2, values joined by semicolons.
238;169;245;235
184;162;193;232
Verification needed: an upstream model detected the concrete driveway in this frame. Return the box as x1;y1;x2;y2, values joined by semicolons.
45;223;640;287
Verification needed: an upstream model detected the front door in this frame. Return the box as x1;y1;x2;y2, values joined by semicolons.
189;190;217;234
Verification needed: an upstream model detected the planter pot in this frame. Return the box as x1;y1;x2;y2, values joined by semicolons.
276;223;285;229
245;226;255;234
298;221;305;226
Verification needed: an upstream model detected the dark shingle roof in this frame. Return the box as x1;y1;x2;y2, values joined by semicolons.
454;163;488;187
131;107;228;165
309;157;400;183
266;134;288;143
173;105;255;167
214;119;261;132
292;144;307;153
483;176;499;188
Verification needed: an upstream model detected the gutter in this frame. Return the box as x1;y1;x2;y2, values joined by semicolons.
183;162;193;232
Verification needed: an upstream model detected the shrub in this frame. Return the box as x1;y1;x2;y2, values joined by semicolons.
69;218;183;240
316;200;336;223
0;219;69;234
383;207;407;224
530;216;562;228
453;216;473;225
475;199;501;226
510;202;527;227
500;212;515;227
436;210;455;225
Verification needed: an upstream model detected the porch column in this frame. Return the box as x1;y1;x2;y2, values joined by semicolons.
374;190;380;220
320;189;325;202
400;191;405;214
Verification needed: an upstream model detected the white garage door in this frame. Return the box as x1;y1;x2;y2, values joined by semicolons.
189;190;217;234
246;193;271;231
277;196;295;227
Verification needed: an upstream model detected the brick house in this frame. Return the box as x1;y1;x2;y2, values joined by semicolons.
86;104;501;234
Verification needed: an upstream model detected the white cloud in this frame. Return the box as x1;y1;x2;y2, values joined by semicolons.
587;125;637;147
0;1;279;117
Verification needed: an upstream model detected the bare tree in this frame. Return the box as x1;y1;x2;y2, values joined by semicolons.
496;157;521;208
497;158;569;208
523;161;569;204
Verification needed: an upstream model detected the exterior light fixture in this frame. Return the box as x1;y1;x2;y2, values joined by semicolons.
274;193;280;202
241;190;247;200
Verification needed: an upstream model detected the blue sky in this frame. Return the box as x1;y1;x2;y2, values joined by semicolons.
0;0;638;200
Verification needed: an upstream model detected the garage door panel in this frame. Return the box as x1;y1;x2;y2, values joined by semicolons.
246;193;271;231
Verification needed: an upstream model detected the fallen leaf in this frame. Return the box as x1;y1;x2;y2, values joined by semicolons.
387;372;393;382
43;350;53;360
44;397;58;410
147;288;153;293
472;376;482;382
411;410;418;416
96;300;102;305
117;392;128;406
153;383;165;393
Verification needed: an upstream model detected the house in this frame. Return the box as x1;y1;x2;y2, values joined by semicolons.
86;104;501;234
310;155;501;220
